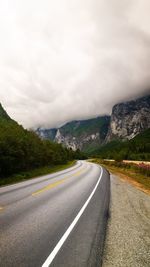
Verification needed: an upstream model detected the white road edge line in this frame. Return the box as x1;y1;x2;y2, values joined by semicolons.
42;165;103;267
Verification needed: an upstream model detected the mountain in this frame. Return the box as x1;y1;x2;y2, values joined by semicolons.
36;95;150;153
55;116;110;152
106;95;150;141
37;116;110;152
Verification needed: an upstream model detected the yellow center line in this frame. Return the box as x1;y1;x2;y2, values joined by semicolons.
32;167;87;197
32;178;68;196
73;171;82;176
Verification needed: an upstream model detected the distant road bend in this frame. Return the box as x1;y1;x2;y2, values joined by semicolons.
0;161;110;267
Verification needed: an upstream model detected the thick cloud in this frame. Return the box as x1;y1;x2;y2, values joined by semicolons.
0;0;150;128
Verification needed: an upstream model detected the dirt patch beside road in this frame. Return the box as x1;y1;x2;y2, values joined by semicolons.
102;174;150;267
109;169;150;196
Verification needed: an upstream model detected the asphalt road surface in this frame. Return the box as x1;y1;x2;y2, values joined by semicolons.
0;161;110;267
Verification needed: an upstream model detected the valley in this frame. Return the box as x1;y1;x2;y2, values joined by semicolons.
36;95;150;161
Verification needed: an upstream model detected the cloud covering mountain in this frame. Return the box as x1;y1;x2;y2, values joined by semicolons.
0;0;150;128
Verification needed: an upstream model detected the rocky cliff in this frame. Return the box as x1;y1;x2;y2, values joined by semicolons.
106;95;150;141
37;116;110;152
55;117;110;151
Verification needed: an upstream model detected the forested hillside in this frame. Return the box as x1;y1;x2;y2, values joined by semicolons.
93;128;150;161
0;103;12;121
0;104;85;179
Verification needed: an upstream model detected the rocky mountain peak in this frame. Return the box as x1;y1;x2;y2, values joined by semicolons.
106;95;150;141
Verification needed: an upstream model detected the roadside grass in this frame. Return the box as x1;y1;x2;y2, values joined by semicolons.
91;159;150;191
0;161;76;187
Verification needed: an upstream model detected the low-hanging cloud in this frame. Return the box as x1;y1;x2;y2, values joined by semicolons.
0;0;150;128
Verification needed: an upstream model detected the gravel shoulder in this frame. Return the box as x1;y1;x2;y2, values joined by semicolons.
102;174;150;267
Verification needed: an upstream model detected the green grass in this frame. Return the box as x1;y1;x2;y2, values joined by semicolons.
0;161;76;187
91;159;150;190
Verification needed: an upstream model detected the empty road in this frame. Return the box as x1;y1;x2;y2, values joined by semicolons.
0;161;110;267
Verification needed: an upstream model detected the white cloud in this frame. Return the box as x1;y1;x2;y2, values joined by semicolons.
0;0;150;128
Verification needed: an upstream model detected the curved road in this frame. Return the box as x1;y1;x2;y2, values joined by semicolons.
0;161;110;267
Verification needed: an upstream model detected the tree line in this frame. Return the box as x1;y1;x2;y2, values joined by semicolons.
92;128;150;161
0;120;86;178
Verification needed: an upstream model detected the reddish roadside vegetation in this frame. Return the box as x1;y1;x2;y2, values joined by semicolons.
91;159;150;195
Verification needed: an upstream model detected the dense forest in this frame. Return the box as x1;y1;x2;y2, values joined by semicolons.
0;104;86;178
92;128;150;161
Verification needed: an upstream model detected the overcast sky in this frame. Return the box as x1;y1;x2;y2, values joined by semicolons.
0;0;150;128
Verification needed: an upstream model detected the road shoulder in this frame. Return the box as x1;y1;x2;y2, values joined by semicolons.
102;174;150;267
